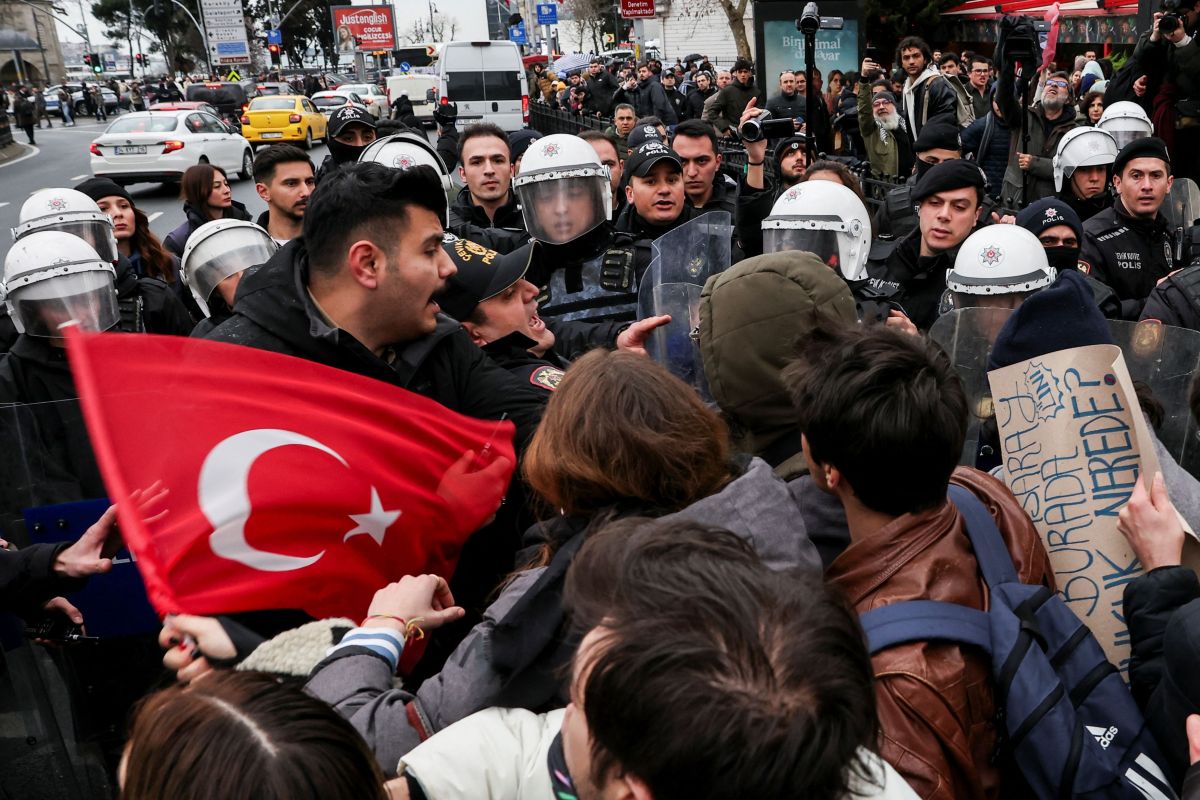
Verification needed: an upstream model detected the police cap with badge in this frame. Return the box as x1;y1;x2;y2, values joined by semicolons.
439;239;536;322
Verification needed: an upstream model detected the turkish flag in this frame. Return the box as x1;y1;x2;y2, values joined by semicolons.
64;330;516;622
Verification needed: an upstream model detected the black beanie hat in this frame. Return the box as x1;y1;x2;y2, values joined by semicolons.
911;158;987;201
74;177;133;206
914;120;961;153
988;270;1113;370
774;135;806;170
1016;197;1083;242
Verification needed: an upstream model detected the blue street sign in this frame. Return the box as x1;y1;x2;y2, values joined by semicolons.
536;3;557;24
267;29;282;45
508;21;527;44
399;61;411;72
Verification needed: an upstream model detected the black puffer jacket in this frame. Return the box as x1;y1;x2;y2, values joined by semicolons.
114;256;194;336
1141;264;1200;330
1124;565;1200;788
163;200;252;257
447;186;525;232
203;238;546;451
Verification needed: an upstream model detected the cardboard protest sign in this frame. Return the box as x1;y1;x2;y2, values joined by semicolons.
988;343;1197;673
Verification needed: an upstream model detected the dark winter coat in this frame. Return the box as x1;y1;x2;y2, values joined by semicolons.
13;94;35;126
615;76;678;125
447;186;525;232
705;79;764;134
1080;200;1178;319
163;200;252;257
202;238;546;451
960;112;1011;201
864;226;957;331
685;85;716;121
584;69;619;116
1141;264;1200;330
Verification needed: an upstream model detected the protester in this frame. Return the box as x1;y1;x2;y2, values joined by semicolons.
252;144;315;244
704;57;763;136
896;36;959;137
995;68;1078;207
605;103;637;157
75;177;180;284
785;323;1054;799
315;105;377;183
164;164;252;257
584;57;619;116
670;120;736;215
685;70;716;121
451;123;525;235
614;62;677;126
858;59;913;180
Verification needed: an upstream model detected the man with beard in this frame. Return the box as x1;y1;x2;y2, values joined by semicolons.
858;58;913;180
314;106;378;184
996;69;1077;207
705;58;764;137
614;62;678;126
686;71;717;121
896;36;959;138
252;145;315;245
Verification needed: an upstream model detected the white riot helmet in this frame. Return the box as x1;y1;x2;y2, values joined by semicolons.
946;226;1056;296
513;134;612;246
3;230;119;337
13;188;119;264
181;219;277;316
359;132;453;197
1097;101;1154;151
761;180;871;281
1053;127;1118;192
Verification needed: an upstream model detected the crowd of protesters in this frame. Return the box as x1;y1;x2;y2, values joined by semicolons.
6;12;1200;800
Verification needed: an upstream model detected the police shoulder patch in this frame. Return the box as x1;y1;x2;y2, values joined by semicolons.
1077;260;1092;276
530;365;564;391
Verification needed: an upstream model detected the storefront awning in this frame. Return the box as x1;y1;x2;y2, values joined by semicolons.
943;0;1135;18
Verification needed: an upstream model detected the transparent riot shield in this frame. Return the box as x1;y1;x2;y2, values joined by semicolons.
929;307;1015;467
1163;178;1200;263
637;211;733;397
1109;319;1200;477
0;399;160;800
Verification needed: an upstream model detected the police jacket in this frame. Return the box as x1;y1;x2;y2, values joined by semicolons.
663;87;689;122
871;178;919;241
864;227;957;331
1140;264;1200;330
1080;200;1177;319
481;333;566;394
527;224;653;323
1058;187;1112;223
203;239;546;450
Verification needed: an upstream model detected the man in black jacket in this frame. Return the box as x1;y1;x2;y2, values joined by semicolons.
205;162;545;450
1080;138;1178;320
685;71;717;121
896;36;959;139
584;57;619;116
660;70;689;122
614;62;678;126
449;123;526;234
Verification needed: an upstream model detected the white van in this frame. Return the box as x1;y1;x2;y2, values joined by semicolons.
437;41;529;132
385;73;439;125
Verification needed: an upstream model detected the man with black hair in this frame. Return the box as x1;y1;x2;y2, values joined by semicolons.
584;57;619;116
659;70;689;121
734;98;811;257
685;70;717;122
873;120;963;240
449;123;527;246
865;159;988;329
671;120;737;215
897;36;960;137
966;55;992;119
252;144;315;244
784;323;1052;800
205;162;545;448
1081;137;1179;318
705;57;763;136
614;62;678;126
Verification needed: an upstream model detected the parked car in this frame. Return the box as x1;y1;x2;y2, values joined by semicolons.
241;95;327;149
149;100;233;132
309;90;367;118
47;84;120;116
89;110;253;186
335;83;386;119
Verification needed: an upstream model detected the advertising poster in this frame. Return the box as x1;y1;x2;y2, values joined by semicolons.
761;18;860;87
331;5;397;55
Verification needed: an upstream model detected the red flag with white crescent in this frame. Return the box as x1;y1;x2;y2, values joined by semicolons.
64;330;516;622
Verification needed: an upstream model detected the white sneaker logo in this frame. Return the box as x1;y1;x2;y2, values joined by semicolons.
1087;725;1119;749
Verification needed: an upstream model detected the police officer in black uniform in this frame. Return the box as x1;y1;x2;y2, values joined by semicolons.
864;159;988;330
1080;137;1179;320
873;120;963;240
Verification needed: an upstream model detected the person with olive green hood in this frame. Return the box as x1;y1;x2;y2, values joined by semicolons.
699;250;857;566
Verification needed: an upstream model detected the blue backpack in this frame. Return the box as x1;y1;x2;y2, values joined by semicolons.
860;485;1179;800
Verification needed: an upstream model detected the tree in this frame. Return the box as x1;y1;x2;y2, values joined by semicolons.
677;0;752;60
403;11;458;44
562;0;611;53
244;0;335;68
93;0;205;74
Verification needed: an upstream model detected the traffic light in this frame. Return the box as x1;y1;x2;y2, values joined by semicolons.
91;53;103;74
267;43;280;65
82;52;91;67
135;53;145;65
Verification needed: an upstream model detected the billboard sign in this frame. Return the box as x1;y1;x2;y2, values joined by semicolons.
330;5;397;55
620;0;656;19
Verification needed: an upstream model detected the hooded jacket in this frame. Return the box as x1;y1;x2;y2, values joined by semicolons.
827;467;1055;800
700;252;857;479
901;67;959;139
202;238;546;450
163;200;252;257
447;185;526;233
305;456;822;773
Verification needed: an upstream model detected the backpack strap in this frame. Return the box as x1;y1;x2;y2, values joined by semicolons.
947;484;1019;588
860;600;992;654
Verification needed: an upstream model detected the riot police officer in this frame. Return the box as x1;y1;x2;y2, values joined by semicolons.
944;225;1057;311
13;188;192;336
1053;127;1117;222
181;219;278;337
1097;101;1155;150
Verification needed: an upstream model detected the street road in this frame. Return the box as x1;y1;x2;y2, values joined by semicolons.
0;116;331;266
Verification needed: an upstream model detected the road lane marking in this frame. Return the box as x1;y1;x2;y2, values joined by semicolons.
148;212;163;222
0;203;8;208
70;174;88;180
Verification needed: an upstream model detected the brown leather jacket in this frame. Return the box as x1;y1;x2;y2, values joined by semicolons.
827;467;1055;800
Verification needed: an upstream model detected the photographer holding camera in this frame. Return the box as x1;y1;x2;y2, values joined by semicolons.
1132;1;1200;181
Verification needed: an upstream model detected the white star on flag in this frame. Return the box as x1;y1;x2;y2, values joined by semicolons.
343;487;402;546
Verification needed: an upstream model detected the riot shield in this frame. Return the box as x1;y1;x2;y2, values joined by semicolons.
928;307;1015;467
1163;178;1200;263
637;211;733;397
1109;319;1200;477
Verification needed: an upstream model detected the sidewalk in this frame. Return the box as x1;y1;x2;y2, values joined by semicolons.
0;141;33;166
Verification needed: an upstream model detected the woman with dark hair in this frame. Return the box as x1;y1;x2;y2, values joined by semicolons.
120;671;389;800
826;68;845;114
804;159;869;208
1079;89;1105;125
304;349;822;772
163;163;251;257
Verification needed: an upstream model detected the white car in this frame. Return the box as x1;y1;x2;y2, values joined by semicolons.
310;90;368;119
89;110;253;186
336;83;387;119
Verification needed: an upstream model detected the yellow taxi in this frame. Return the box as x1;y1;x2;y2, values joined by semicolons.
240;95;327;149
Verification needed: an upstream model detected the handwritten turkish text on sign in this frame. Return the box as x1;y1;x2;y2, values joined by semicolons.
989;345;1159;672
